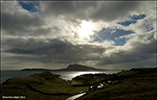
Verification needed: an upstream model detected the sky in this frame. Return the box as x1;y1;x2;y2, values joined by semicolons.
1;1;157;70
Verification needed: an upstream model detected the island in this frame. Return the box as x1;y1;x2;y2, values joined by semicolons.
21;64;107;71
53;64;107;71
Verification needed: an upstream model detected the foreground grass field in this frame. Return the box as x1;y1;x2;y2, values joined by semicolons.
77;68;157;100
1;72;89;100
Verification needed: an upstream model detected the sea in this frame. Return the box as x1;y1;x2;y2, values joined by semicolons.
1;70;121;84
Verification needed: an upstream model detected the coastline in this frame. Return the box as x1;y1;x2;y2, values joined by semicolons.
1;70;120;84
1;68;156;100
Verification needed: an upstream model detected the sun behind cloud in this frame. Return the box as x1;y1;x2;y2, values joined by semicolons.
77;20;94;39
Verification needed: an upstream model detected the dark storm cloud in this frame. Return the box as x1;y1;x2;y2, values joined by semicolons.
90;2;141;22
1;11;46;35
4;34;155;66
41;1;142;22
3;38;105;64
1;2;50;36
41;1;97;20
97;51;154;66
130;39;156;54
101;55;156;70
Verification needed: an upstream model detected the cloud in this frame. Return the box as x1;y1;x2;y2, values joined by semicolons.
3;37;105;65
40;1;149;22
1;1;156;70
1;1;47;36
90;2;142;22
40;1;97;21
96;28;156;66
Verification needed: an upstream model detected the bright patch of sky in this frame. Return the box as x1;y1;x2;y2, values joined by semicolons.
18;1;40;13
118;14;146;26
94;28;134;46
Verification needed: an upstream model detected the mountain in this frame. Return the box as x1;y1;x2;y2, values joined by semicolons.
53;64;106;71
21;64;106;71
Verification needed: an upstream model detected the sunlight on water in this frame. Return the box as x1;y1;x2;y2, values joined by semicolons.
73;72;102;77
59;71;103;80
1;70;120;83
58;71;120;80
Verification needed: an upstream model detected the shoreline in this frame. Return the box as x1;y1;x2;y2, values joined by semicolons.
1;70;120;84
1;68;156;100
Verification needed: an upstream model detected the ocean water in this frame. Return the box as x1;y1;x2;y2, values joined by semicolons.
1;70;121;84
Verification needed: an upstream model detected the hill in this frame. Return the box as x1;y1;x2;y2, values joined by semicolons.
54;64;106;71
1;72;89;100
77;68;157;100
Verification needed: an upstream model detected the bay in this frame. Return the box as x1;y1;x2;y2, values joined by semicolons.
1;70;120;84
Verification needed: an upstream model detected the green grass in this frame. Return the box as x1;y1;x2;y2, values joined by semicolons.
72;74;104;86
29;79;88;94
77;68;157;100
1;68;157;100
1;72;89;100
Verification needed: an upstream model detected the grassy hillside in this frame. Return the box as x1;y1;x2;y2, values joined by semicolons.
1;68;157;100
77;68;157;100
1;72;88;100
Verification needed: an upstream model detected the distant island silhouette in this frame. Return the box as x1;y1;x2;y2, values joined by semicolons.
21;64;107;71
